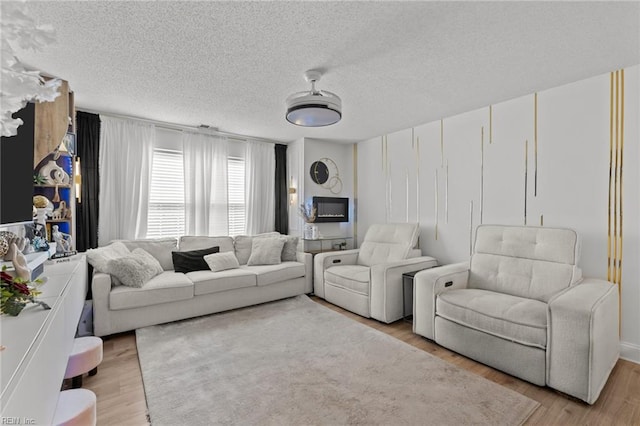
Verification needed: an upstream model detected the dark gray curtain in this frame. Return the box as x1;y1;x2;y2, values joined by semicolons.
274;144;288;234
75;111;101;252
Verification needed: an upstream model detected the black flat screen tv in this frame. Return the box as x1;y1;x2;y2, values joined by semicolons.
0;103;35;225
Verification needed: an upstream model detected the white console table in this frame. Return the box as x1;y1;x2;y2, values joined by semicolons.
1;255;87;425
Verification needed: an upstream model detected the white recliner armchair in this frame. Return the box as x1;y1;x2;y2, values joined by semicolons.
413;225;619;404
314;223;438;323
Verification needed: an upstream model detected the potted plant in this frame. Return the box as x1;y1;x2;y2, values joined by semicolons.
298;202;318;239
1;268;49;316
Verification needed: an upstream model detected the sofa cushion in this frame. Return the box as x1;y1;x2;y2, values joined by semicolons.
469;253;578;303
172;246;220;273
357;223;419;267
204;251;240;272
107;248;163;288
247;237;285;266
325;265;371;295
109;271;193;310
280;235;299;262
179;236;234;253
115;238;177;271
241;262;305;286
86;242;130;273
188;269;256;296
234;232;281;265
474;225;579;264
436;288;548;349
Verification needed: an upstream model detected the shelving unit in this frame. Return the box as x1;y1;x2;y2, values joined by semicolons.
31;79;77;249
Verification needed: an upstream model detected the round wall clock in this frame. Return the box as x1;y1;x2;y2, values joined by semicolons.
310;161;329;185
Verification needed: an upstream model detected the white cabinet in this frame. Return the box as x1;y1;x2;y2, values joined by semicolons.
0;255;87;424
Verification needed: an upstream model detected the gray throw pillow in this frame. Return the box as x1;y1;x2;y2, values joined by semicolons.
281;236;299;262
247;237;285;266
86;242;131;273
204;251;240;272
114;238;178;271
107;248;163;288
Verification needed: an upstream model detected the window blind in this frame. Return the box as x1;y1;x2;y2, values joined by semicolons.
147;149;185;238
228;157;246;236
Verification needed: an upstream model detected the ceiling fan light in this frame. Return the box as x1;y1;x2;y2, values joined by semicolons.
286;100;342;127
285;71;342;127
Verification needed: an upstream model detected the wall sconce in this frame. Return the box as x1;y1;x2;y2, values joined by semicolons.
289;177;297;205
74;157;82;203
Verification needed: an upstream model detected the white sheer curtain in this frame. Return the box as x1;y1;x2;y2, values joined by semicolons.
182;131;228;236
245;140;275;234
98;116;154;245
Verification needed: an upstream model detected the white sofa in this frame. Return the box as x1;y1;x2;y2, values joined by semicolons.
92;235;312;336
314;223;438;323
413;225;619;404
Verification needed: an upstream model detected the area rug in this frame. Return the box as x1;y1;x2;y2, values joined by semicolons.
136;295;539;425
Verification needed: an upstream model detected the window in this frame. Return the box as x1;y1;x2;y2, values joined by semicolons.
146;149;246;238
147;149;185;238
227;157;246;236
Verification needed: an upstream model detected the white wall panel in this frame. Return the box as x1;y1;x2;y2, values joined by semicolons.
357;65;640;356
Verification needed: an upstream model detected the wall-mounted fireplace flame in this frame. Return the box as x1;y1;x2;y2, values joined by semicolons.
312;197;349;223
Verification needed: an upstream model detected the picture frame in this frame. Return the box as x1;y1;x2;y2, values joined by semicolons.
63;133;76;156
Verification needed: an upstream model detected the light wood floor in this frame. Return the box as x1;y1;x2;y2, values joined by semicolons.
83;297;640;425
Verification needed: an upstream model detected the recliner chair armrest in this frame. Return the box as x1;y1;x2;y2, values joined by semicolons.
91;271;113;337
413;262;470;340
296;251;313;294
547;278;619;404
313;249;360;298
369;256;438;323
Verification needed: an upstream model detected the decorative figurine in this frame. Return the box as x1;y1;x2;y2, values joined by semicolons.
51;225;72;254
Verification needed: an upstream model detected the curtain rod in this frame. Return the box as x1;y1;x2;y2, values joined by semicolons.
76;108;281;145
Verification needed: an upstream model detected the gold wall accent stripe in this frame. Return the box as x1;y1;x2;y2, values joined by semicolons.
434;169;439;240
469;200;474;255
440;119;444;167
534;93;538;197
489;105;493;144
385;135;391;222
607;69;624;300
480;126;484;224
617;69;624;286
353;143;358;246
524;139;528;226
445;160;449;224
607;73;614;281
416;136;420;222
405;170;410;223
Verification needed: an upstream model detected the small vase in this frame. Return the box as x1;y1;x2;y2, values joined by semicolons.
304;224;313;239
311;225;319;240
3;299;26;316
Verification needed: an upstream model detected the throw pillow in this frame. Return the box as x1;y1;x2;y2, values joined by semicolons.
247;237;285;266
204;251;240;272
172;246;220;273
280;235;299;262
234;232;281;265
115;238;178;271
86;242;131;273
107;248;163;288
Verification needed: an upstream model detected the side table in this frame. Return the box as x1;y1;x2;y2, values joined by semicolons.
402;270;424;323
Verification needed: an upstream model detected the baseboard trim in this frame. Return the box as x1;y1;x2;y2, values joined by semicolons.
620;341;640;364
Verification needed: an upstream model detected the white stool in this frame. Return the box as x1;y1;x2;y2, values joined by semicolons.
64;336;103;388
53;389;97;426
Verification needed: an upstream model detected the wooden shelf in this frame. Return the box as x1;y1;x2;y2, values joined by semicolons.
46;219;71;223
34;184;72;188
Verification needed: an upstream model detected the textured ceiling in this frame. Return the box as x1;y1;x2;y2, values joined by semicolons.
11;1;640;143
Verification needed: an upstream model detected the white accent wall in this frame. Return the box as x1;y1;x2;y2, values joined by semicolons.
287;138;354;242
357;65;640;362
